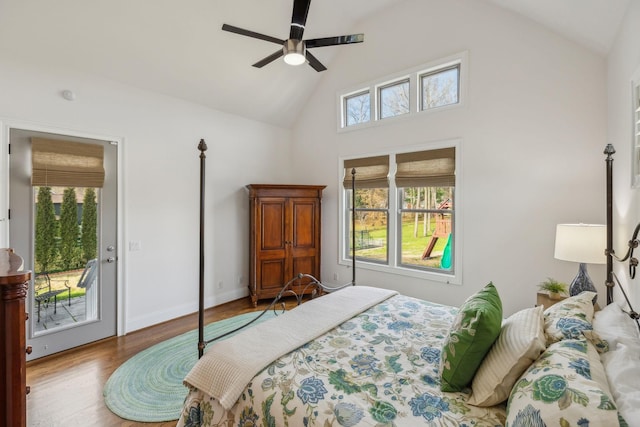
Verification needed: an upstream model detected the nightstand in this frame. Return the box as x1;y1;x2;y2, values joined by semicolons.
536;292;566;309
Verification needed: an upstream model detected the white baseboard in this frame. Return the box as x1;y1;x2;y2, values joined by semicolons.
124;287;249;334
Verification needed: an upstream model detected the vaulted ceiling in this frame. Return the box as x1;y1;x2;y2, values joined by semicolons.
0;0;630;128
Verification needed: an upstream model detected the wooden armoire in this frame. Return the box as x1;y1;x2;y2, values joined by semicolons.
246;184;325;306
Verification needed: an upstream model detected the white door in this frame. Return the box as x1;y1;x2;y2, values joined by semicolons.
9;128;118;360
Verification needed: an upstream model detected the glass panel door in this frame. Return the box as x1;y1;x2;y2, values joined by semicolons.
9;128;118;359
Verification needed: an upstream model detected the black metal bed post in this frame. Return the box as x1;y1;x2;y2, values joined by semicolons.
351;168;356;286
605;144;615;305
198;139;208;359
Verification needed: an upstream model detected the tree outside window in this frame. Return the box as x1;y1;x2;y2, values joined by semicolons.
339;56;463;129
421;65;459;110
348;188;389;263
379;79;410;119
399;187;453;270
34;186;99;274
344;91;370;127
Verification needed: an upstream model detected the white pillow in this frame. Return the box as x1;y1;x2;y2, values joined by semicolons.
468;305;546;407
594;302;640;426
601;343;640;426
592;301;640;349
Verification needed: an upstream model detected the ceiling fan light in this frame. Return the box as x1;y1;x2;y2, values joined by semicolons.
283;39;306;66
284;52;305;66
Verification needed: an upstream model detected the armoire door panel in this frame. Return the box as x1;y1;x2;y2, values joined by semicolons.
292;201;316;248
259;259;286;290
260;200;286;250
292;256;316;278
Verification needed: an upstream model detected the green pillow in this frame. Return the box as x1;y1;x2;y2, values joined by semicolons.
439;282;503;392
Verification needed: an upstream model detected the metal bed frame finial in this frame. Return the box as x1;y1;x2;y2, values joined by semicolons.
198;139;207;359
605;143;615;305
603;144;640;331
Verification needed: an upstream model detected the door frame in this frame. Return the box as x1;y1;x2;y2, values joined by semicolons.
0;118;126;336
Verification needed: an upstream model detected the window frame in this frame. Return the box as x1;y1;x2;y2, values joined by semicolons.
377;77;411;120
345;191;390;265
396;188;454;272
337;51;468;132
341;89;372;129
339;140;462;285
632;65;640;188
419;64;460;112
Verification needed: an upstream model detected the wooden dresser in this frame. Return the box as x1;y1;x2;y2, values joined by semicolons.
0;248;31;427
247;184;325;306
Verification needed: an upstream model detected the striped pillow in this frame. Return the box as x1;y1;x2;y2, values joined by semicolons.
468;305;546;406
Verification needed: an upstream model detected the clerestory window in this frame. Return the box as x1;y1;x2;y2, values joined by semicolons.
338;52;466;130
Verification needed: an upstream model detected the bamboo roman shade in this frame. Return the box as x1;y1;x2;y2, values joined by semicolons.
31;138;105;188
343;155;390;188
395;147;455;188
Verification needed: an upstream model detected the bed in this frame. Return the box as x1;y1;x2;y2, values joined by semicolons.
179;143;640;427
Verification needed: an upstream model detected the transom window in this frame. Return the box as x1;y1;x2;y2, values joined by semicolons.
379;79;410;119
341;145;458;282
338;52;466;130
344;90;371;127
420;65;459;111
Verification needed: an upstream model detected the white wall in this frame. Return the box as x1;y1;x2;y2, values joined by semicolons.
0;0;627;331
292;0;608;315
607;0;640;310
0;58;293;333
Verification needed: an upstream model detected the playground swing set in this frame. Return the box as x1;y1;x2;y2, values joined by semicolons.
421;199;452;269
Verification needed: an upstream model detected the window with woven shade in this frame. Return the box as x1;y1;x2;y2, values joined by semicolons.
341;143;458;282
343;155;390;264
396;147;455;272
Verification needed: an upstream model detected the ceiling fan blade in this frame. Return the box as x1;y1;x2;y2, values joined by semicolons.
306;51;327;72
305;34;364;49
222;24;284;45
290;0;311;40
252;50;284;68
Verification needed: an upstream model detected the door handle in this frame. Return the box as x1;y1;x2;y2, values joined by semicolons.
106;257;116;263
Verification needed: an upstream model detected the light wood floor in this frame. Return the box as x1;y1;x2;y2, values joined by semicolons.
26;296;294;427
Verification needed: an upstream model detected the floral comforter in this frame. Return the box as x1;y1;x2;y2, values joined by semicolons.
177;294;506;426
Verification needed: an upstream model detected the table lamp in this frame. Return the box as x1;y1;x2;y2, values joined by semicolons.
554;224;606;302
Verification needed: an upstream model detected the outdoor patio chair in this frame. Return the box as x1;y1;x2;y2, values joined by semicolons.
33;273;67;323
77;258;98;289
33;259;98;323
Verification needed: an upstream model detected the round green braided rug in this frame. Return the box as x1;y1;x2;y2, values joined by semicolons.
103;310;278;422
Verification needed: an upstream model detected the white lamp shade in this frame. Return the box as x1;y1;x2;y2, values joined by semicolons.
554;224;606;264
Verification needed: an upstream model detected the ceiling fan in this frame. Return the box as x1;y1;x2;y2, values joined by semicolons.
221;0;364;72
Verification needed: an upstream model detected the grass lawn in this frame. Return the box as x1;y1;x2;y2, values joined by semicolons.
354;220;449;268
